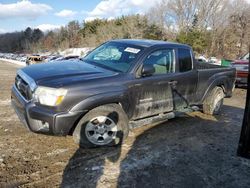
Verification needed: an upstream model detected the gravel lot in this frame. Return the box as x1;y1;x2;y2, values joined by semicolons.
0;61;250;188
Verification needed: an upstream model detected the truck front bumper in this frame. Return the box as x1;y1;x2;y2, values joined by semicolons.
11;85;85;136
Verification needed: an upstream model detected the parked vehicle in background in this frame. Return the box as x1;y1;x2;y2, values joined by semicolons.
197;55;208;63
26;55;45;65
0;52;27;62
208;56;220;64
44;55;62;62
197;58;207;63
221;59;233;67
232;53;249;86
11;39;236;148
240;53;249;61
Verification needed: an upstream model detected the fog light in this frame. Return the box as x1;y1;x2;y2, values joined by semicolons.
41;121;49;129
37;121;49;132
30;119;50;132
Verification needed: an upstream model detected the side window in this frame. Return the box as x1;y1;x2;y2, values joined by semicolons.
178;48;192;72
144;49;175;75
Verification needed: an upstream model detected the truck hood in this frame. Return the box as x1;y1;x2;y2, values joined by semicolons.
21;60;116;88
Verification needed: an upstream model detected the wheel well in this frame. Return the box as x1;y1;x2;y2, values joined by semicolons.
202;84;225;103
217;84;226;94
68;112;87;135
68;102;125;135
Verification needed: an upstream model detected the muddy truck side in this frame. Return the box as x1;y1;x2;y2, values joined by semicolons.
11;39;236;148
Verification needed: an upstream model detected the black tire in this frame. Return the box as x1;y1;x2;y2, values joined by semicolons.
73;104;129;148
203;87;225;115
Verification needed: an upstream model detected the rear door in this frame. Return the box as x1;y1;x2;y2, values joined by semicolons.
171;48;198;110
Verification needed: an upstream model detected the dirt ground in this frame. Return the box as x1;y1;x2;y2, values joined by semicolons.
0;61;250;188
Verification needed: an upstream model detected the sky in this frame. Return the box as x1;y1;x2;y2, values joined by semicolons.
0;0;161;33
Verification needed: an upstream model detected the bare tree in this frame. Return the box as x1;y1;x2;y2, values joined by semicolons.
147;0;250;58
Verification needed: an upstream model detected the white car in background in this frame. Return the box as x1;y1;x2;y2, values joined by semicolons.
197;55;208;63
209;57;221;65
240;53;249;61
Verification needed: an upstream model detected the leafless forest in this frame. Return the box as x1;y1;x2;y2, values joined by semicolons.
0;0;249;59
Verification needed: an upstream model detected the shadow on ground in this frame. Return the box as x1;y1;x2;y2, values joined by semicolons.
61;105;250;188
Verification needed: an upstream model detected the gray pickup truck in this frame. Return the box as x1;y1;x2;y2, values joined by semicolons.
11;39;236;148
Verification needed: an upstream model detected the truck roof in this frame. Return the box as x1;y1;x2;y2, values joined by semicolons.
111;39;191;48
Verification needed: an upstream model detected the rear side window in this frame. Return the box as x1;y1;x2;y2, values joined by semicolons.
178;48;192;72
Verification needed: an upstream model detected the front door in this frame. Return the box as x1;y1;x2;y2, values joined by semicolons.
131;48;176;119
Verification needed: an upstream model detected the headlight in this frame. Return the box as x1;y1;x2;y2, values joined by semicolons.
34;86;67;106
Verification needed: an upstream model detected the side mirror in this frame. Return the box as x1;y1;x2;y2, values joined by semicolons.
141;64;155;77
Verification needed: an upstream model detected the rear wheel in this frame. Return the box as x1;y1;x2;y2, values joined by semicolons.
203;87;225;115
73;104;129;148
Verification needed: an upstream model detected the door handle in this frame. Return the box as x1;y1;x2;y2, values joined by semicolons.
168;80;178;85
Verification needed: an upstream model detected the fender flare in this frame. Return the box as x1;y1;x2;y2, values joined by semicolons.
201;76;230;102
69;91;130;115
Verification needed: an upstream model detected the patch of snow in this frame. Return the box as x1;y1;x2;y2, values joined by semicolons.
59;47;94;57
0;58;25;66
0;99;11;106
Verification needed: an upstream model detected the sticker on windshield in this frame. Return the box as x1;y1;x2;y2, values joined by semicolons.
124;47;140;54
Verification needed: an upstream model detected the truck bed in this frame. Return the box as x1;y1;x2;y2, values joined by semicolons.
195;62;236;104
196;62;225;69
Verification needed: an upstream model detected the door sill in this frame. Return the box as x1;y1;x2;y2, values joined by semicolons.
129;106;199;129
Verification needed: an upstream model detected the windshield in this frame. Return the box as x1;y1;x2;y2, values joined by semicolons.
83;42;144;73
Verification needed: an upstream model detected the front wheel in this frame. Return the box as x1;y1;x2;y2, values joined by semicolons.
73;104;129;148
203;87;225;115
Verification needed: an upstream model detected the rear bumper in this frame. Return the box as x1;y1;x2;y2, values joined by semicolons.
11;85;85;136
236;77;247;85
236;71;248;85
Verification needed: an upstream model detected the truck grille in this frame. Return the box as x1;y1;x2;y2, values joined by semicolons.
15;75;32;101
